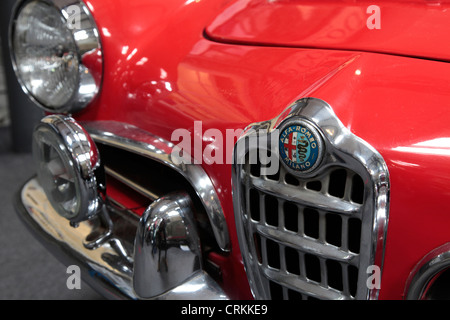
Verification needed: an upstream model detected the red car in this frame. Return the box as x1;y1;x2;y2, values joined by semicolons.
10;0;450;300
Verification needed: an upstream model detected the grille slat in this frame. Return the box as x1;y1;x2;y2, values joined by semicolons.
104;165;160;201
320;258;328;287
342;263;351;296
254;223;359;265
318;212;326;243
263;267;349;300
344;173;354;202
250;175;361;216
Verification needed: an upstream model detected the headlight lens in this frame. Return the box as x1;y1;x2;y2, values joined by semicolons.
33;115;104;222
11;0;102;113
13;1;79;109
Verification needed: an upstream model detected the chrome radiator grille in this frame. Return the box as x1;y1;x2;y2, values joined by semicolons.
232;98;390;300
245;165;362;299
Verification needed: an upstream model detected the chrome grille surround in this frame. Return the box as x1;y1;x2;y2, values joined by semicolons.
232;97;390;300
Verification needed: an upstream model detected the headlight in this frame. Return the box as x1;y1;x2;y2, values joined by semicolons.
10;0;102;113
32;115;104;223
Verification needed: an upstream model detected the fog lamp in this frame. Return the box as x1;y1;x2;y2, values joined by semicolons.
32;115;104;223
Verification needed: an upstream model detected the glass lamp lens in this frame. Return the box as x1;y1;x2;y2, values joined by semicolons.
34;134;80;219
12;1;79;108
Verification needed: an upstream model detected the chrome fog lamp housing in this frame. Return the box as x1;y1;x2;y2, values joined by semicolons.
32;115;104;223
10;0;102;113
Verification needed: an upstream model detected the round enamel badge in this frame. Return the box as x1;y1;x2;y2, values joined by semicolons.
279;120;324;174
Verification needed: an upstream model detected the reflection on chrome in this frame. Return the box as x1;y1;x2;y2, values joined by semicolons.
17;178;229;300
133;193;202;298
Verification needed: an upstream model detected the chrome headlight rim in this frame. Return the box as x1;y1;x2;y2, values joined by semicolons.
32;114;103;223
9;0;103;114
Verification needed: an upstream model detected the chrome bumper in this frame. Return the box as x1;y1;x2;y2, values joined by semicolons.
14;177;229;300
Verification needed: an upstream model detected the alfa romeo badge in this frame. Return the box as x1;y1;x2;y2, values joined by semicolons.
279;119;324;174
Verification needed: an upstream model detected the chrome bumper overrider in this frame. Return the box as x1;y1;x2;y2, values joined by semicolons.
15;177;228;300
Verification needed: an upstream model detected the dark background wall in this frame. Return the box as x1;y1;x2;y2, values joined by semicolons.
0;0;44;153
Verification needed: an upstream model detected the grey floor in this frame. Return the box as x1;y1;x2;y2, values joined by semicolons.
0;126;104;299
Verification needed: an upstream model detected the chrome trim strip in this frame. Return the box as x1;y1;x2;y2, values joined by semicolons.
15;177;229;300
81;121;231;252
104;166;159;202
232;97;390;300
405;243;450;300
9;0;103;113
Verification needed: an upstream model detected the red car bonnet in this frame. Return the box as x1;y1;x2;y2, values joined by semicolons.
206;0;450;62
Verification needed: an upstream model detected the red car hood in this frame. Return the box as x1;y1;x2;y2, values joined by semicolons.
206;0;450;62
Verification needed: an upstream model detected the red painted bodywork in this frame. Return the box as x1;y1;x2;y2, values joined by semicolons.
75;0;450;300
206;0;450;62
